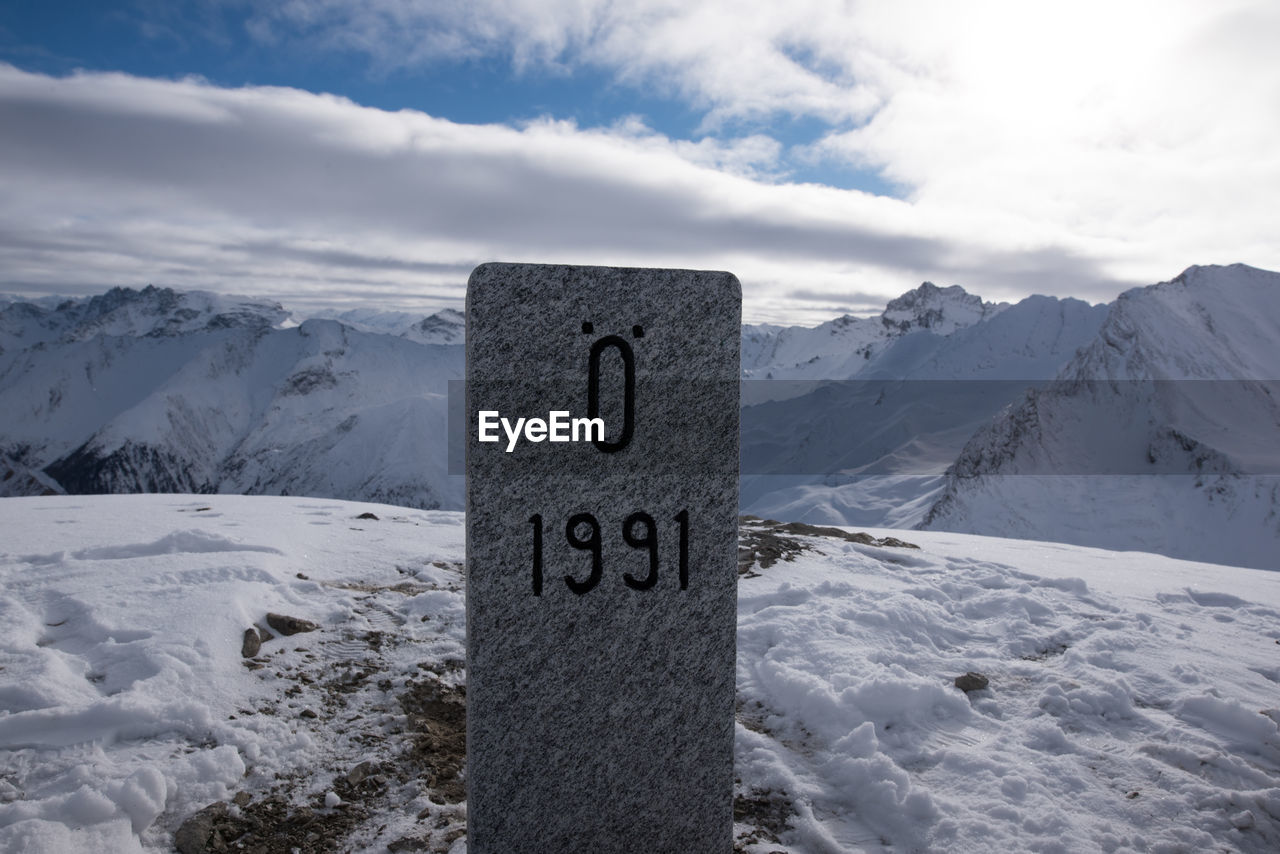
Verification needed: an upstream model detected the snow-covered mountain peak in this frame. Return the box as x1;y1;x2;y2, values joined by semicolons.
0;293;69;311
74;286;289;340
403;308;465;346
2;285;291;347
743;281;1017;380
921;263;1280;567
881;281;1008;335
1067;262;1280;381
300;306;465;345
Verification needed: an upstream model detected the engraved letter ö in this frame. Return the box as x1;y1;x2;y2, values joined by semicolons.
587;335;634;453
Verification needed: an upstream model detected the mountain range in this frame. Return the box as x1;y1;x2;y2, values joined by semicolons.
0;286;461;509
2;264;1277;568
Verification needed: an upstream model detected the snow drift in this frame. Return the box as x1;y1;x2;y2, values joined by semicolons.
2;495;1279;852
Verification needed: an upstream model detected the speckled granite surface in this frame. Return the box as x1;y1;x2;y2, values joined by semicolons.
465;263;740;853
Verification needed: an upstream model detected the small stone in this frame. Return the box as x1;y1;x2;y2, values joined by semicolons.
232;791;251;807
356;512;379;520
1125;790;1140;799
266;612;319;636
296;572;309;580
174;802;228;854
300;708;318;719
240;628;261;659
955;671;990;693
346;760;377;786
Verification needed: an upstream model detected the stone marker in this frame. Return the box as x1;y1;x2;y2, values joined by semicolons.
465;262;740;853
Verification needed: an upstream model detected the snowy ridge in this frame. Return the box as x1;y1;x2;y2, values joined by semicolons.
921;264;1280;569
401;308;465;346
0;456;64;498
306;307;465;346
3;267;1279;568
740;293;1106;525
3;279;1035;516
741;281;1009;382
2;496;1279;852
0;286;288;353
880;281;1003;335
0;289;462;510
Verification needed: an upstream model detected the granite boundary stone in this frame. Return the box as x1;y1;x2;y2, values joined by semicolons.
465;262;740;853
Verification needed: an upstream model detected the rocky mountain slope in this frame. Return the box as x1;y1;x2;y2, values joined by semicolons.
920;264;1280;569
4;279;1068;514
739;287;1108;522
0;286;462;509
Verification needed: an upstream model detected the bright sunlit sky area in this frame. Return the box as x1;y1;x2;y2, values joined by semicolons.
1;0;1278;324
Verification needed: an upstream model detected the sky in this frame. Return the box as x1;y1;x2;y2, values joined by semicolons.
1;1;1278;325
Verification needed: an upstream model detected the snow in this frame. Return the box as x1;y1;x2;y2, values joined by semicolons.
4;495;1279;852
0;494;466;853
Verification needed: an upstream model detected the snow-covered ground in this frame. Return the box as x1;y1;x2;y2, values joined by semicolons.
3;495;1279;852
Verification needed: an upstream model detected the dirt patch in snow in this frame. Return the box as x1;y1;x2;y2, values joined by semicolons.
738;516;918;576
733;786;794;853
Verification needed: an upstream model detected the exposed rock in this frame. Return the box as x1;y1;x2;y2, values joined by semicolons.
733;787;794;850
174;801;228;854
398;680;466;804
772;520;919;548
737;517;920;576
356;512;379;521
173;792;364;854
737;525;809;575
955;671;990;693
266;612;319;636
241;628;262;658
345;760;377;786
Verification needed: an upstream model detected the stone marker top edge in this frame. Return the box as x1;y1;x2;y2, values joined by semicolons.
463;259;741;382
465;261;742;309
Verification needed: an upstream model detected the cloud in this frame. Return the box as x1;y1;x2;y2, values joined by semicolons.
240;0;882;128
789;288;902;308
0;62;1126;322
211;1;1280;297
7;0;1279;327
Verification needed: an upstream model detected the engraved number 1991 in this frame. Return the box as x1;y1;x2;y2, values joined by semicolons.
528;510;689;595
